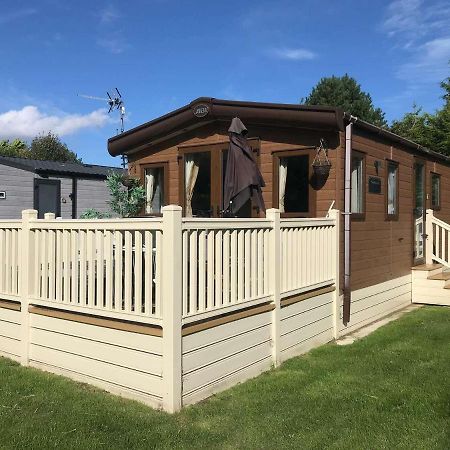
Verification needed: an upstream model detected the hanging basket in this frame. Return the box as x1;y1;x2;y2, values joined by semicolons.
312;139;331;177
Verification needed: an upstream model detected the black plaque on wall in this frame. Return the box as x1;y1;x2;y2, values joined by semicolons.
368;177;382;194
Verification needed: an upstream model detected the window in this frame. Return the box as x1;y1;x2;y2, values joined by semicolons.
431;173;441;210
351;152;365;217
274;150;314;217
143;164;166;214
386;161;399;220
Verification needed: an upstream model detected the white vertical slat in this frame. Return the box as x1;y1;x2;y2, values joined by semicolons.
47;230;55;301
230;230;237;304
257;229;264;296
105;230;113;310
198;230;206;312
71;230;79;304
207;230;215;310
182;230;188;316
79;230;86;305
244;229;251;300
114;231;123;310
222;230;230;305
63;230;70;302
87;230;95;307
237;229;244;301
215;230;223;307
263;229;269;295
56;230;63;302
144;230;153;316
96;230;105;308
0;229;4;293
251;229;257;297
41;230;48;300
437;225;441;260
134;231;143;313
11;229;17;295
124;231;133;312
155;230;162;317
189;230;198;315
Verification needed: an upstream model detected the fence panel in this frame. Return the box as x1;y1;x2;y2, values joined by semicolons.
29;219;163;321
182;219;273;320
280;218;336;298
0;221;21;299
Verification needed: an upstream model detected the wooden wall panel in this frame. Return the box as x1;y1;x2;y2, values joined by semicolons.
0;307;21;361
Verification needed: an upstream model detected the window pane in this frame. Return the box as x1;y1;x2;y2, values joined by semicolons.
387;163;398;216
144;167;164;214
351;156;363;213
432;174;440;208
186;152;211;217
279;155;309;213
414;163;424;210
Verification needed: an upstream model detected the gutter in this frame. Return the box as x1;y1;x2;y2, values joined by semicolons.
343;116;357;325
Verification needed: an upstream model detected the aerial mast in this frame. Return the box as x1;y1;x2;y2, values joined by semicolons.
78;88;127;168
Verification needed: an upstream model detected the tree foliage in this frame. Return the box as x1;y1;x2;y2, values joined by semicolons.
391;76;450;155
303;74;388;127
30;133;81;162
0;139;29;158
106;172;146;218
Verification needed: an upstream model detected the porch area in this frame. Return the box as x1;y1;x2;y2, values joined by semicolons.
0;206;339;412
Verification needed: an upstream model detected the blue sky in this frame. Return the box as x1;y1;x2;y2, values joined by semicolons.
0;0;449;166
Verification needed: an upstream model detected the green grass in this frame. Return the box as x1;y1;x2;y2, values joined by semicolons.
0;306;449;450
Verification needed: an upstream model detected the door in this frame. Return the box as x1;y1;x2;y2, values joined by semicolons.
34;179;61;219
180;140;260;218
413;161;425;264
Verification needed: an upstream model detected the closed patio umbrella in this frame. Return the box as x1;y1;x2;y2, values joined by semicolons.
223;117;265;215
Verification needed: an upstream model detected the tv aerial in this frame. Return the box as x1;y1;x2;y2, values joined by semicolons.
79;88;125;133
78;88;127;166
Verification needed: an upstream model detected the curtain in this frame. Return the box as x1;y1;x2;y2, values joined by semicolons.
387;168;396;214
185;155;200;217
145;170;156;214
279;158;288;213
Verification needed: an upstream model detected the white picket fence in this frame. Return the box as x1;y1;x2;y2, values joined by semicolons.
426;209;450;267
0;206;339;412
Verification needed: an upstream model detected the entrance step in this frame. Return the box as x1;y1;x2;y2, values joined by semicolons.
412;264;450;306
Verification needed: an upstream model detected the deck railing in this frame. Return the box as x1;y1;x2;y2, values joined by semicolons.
426;209;450;267
0;221;22;300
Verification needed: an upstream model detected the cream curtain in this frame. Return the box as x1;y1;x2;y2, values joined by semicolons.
185;155;200;217
145;170;156;214
387;168;396;215
279;158;288;213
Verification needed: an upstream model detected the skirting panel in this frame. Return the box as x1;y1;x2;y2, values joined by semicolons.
0;307;21;362
28;313;164;408
182;311;272;405
280;290;334;362
340;275;412;335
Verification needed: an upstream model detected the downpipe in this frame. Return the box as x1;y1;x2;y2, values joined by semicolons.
343;116;357;325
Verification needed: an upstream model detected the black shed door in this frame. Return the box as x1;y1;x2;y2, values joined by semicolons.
34;179;61;219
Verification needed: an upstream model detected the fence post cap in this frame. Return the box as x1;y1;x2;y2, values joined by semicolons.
162;205;182;212
22;209;38;219
44;213;56;220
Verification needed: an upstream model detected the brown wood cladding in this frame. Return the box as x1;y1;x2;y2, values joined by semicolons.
128;120;450;295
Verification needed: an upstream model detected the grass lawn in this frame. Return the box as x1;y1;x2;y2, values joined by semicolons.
0;306;449;450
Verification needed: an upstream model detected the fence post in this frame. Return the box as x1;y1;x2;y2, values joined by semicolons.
266;208;281;367
425;209;434;265
161;205;183;413
329;209;341;339
19;209;37;366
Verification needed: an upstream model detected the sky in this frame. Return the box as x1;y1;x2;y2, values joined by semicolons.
0;0;449;167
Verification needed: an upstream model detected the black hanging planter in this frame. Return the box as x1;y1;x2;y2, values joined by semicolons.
312;139;331;177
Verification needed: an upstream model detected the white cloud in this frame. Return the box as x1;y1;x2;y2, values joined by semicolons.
396;37;450;83
0;106;110;139
98;4;121;24
0;8;37;25
97;35;129;54
270;47;316;61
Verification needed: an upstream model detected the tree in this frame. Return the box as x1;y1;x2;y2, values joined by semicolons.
106;172;146;218
302;74;388;127
0;139;30;158
390;76;450;155
390;104;434;149
29;133;81;163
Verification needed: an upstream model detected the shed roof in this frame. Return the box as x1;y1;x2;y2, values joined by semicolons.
0;156;124;178
107;97;450;165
